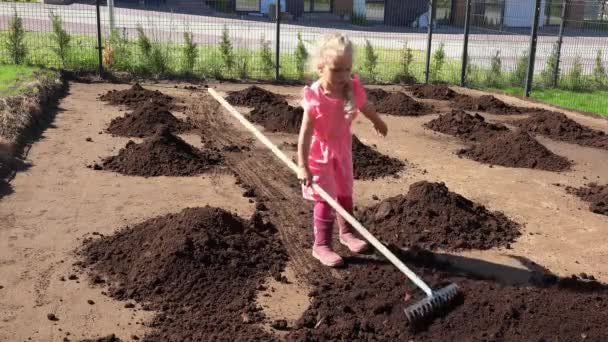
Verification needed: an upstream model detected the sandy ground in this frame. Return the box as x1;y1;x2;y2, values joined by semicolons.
1;81;607;341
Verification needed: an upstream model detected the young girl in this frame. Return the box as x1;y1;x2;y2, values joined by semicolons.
297;33;388;267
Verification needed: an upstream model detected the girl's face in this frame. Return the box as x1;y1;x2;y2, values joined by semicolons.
319;53;352;90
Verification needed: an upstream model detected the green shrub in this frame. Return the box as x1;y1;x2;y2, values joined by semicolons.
486;51;502;87
135;25;167;75
4;11;27;64
50;11;71;67
107;29;131;71
431;43;446;82
260;35;274;78
511;50;529;87
219;25;235;72
398;41;414;82
294;32;308;79
592;49;606;89
363;39;378;81
564;56;584;91
237;54;249;79
540;42;559;88
136;25;152;57
182;31;197;75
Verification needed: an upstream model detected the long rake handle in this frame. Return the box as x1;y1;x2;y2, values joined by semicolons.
208;88;434;297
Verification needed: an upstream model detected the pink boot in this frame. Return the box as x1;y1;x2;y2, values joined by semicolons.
337;196;369;254
312;201;343;267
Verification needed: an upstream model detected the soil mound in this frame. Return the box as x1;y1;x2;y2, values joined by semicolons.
225;86;285;107
79;206;286;341
451;94;521;115
513;111;608;150
106;100;193;138
358;181;520;250
365;88;390;104
458;131;572;171
99;83;173;109
410;84;458;100
249;101;303;134
352;135;405;180
288;260;608;341
424;110;509;141
375;92;432;116
101;127;223;177
567;183;608;216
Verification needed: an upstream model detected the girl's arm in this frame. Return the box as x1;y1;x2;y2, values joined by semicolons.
297;110;315;186
360;102;388;136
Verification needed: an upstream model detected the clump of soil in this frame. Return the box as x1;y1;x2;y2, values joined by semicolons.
567;183;608;216
101;127;223;177
375;92;432;116
409;84;458;100
451;94;522;115
288;258;608;341
458;131;572;172
79;206;287;341
80;335;122;342
513;111;608;150
106;100;193;138
365;88;390;104
225;86;285;107
424;110;509;142
358;181;520;250
99;83;173;109
248;101;303;134
352;135;405;180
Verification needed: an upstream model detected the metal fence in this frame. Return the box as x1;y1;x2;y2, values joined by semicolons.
1;0;607;112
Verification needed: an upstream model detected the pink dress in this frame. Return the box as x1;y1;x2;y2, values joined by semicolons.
301;75;367;202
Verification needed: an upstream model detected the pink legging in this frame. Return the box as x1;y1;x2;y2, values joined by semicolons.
314;196;353;229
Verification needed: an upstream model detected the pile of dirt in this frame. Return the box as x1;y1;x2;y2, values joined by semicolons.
106;100;193;138
79;206;287;341
225;86;285;107
288;258;608;341
248;101;303;134
567;183;608;216
358;181;520;250
513;111;608;150
409;84;458;100
451;94;522;115
424;110;509;142
365;88;390;104
100;127;223;177
352;135;405;180
458;131;572;171
375;92;432;116
99;84;173;109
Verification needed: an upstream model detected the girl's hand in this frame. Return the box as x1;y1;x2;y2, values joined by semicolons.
373;119;388;137
298;166;313;187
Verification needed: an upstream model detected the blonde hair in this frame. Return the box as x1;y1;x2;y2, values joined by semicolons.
311;33;355;114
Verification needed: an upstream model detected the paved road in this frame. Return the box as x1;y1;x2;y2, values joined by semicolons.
1;2;607;73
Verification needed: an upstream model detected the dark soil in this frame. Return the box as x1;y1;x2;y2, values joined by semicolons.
458;131;572;171
513;111;608;150
288;255;608;342
100;127;223;177
365;88;390;104
567;183;608;216
352;135;405;180
225;86;285;107
99;84;173;109
375;92;432;116
358;181;520;250
79;206;287;342
424;110;509;142
248;101;304;134
451;94;522;115
105;100;193;138
79;335;122;342
409;84;458;100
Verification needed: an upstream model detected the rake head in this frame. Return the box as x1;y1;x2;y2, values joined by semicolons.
404;283;460;322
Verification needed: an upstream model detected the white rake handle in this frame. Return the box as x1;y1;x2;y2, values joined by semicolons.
208;88;434;297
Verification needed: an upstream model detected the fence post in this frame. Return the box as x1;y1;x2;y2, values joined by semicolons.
108;0;115;31
552;0;568;87
525;0;542;97
275;0;281;81
461;0;472;86
96;0;103;77
424;0;436;84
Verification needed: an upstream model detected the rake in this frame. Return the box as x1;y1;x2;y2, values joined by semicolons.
208;88;460;322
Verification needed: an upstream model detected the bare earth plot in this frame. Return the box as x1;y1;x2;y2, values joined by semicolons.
1;81;607;341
